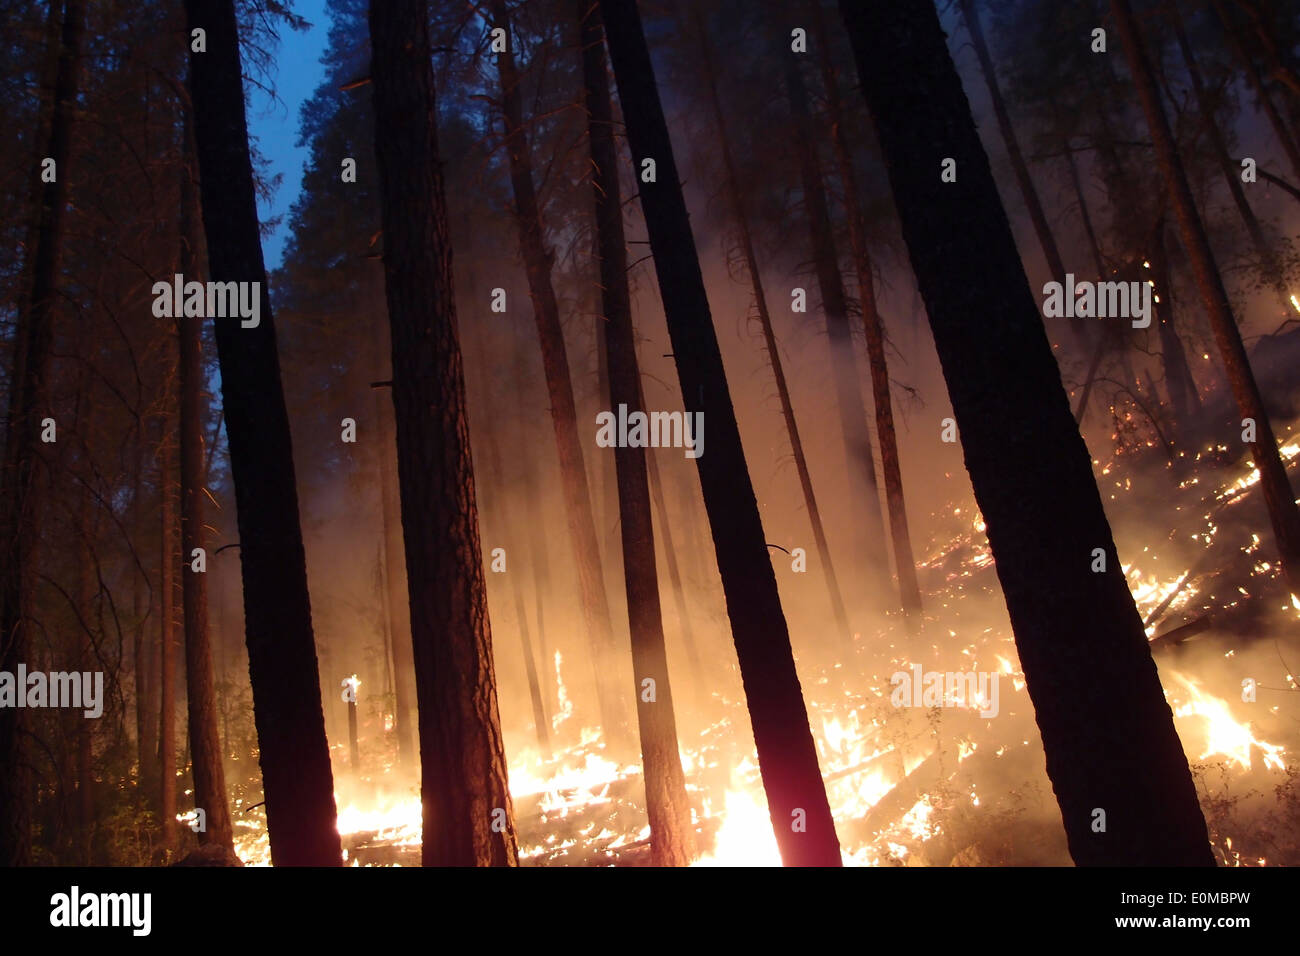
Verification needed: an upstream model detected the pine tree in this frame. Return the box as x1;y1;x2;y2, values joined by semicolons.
184;0;342;866
369;0;518;867
836;0;1214;865
600;0;841;866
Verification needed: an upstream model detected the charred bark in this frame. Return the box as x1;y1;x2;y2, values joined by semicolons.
837;0;1214;865
369;0;518;867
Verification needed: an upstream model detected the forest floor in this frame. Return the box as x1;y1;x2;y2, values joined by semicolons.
227;415;1300;867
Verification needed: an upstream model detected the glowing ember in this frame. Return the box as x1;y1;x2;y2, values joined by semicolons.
693;789;781;867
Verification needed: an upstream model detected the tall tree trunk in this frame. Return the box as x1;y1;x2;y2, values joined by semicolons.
131;445;159;804
1170;3;1292;315
599;0;842;867
581;0;696;866
784;49;891;606
0;0;85;867
184;0;342;866
1112;0;1300;597
837;0;1214;865
811;4;923;616
1059;124;1107;278
369;0;518;867
1150;219;1201;430
479;414;552;759
1236;0;1300;102
178;137;235;854
694;12;851;642
75;390;96;864
491;0;632;750
373;355;416;767
1211;0;1300;182
640;402;706;689
158;417;178;853
957;0;1077;343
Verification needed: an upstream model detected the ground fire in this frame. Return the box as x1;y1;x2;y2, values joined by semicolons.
1;0;1298;880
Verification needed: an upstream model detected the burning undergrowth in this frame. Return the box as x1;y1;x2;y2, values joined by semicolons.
230;423;1299;867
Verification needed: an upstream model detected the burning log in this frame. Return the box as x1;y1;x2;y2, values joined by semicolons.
841;749;944;847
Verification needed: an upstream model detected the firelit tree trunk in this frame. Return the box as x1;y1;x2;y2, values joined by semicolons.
184;0;342;866
957;0;1076;341
74;395;96;864
158;421;178;852
1150;221;1201;430
600;0;842;867
1058;117;1107;280
0;0;84;867
178;146;234;853
369;0;518;867
1112;0;1300;597
131;452;159;805
372;343;416;767
491;0;632;750
479;416;552;759
810;4;923;616
696;14;851;643
837;0;1214;865
1211;0;1300;182
1170;3;1292;316
581;0;696;866
784;50;890;603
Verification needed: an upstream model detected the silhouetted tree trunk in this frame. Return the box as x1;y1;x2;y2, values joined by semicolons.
1212;0;1300;182
600;0;841;867
811;4;923;616
1236;0;1300;105
369;0;518;867
158;415;177;852
1149;219;1201;430
74;389;96;864
131;447;159;805
643;439;707;712
695;12;851;642
957;0;1076;337
837;0;1214;865
372;351;416;767
784;48;890;605
581;0;696;866
1170;3;1291;315
1112;0;1300;597
184;0;342;866
1060;125;1107;279
178;139;234;854
0;0;84;867
479;414;551;759
491;0;632;750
